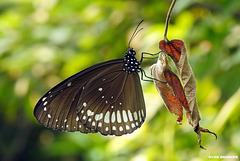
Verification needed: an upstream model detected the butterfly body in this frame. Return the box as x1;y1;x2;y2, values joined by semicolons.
34;48;146;136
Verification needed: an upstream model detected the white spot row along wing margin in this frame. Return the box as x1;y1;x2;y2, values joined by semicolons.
79;107;145;135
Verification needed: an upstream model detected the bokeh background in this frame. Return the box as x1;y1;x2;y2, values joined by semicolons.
0;0;240;161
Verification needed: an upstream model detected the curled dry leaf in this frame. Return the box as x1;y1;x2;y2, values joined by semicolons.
164;68;190;111
153;39;217;149
159;39;184;63
159;39;201;127
150;54;191;124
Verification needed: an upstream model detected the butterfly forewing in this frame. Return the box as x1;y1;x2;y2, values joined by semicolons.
34;59;123;133
77;64;146;136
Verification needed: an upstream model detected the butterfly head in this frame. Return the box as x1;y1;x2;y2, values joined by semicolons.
128;48;136;55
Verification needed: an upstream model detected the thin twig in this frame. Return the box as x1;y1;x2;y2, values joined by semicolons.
163;0;177;42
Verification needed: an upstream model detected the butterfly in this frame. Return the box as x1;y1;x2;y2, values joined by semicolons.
34;20;165;136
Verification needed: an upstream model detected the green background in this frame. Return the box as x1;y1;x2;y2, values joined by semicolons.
0;0;239;161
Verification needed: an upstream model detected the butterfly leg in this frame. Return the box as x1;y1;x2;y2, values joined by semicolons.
140;69;166;84
140;51;162;63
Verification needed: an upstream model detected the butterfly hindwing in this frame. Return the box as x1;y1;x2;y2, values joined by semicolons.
76;65;146;136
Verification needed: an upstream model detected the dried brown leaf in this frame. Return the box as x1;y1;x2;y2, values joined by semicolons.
159;40;217;149
150;54;190;124
159;39;184;63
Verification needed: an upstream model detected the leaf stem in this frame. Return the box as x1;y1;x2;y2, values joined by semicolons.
163;0;177;42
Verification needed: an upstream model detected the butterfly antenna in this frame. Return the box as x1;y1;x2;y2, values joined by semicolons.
128;20;144;48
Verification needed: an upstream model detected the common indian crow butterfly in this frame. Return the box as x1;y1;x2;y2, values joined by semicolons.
34;20;165;136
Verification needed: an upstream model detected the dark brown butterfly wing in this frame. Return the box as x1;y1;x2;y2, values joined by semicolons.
34;59;123;133
34;48;146;136
76;64;146;136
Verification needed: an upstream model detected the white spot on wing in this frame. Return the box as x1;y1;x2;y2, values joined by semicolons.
105;127;109;131
131;123;135;128
126;125;130;130
92;121;95;126
48;114;51;118
111;111;115;123
117;110;121;123
98;88;103;91
76;116;79;121
134;111;138;120
119;126;123;131
139;110;142;122
43;101;48;106
98;122;102;127
87;110;94;116
43;107;47;111
95;113;103;121
111;105;114;108
81;110;84;114
66;125;69;128
67;82;72;86
83;116;86;120
104;111;110;124
42;97;47;102
122;110;128;123
64;119;67;123
128;110;133;121
141;109;144;117
112;126;116;131
83;102;87;107
56;119;58;122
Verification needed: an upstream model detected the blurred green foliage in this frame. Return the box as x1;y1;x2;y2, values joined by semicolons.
0;0;240;161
